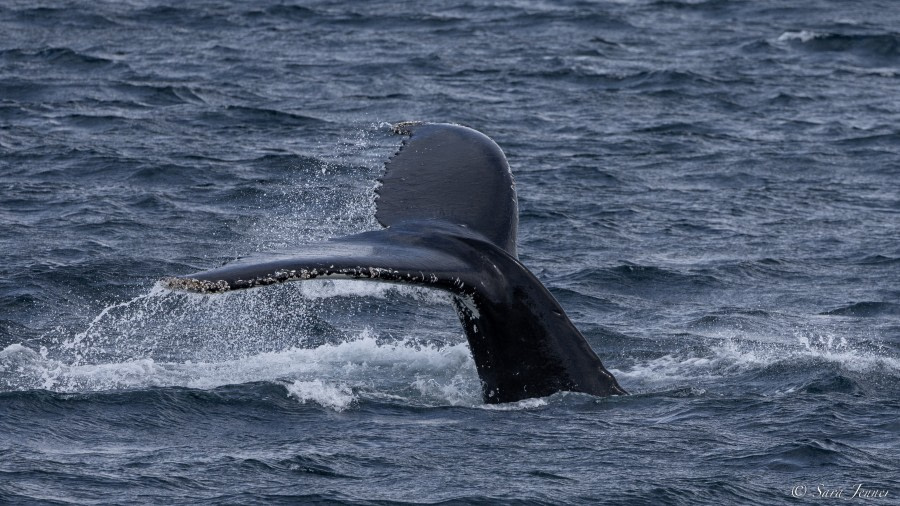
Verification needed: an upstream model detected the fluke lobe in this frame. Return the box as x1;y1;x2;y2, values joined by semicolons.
165;122;626;403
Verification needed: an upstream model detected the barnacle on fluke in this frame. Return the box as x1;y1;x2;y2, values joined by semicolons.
162;277;231;293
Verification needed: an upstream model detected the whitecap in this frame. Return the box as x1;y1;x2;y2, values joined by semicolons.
777;30;823;43
285;379;356;412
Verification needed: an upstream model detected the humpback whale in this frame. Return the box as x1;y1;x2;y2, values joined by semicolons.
165;122;626;403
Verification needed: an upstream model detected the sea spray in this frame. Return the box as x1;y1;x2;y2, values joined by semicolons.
4;277;477;406
246;123;395;252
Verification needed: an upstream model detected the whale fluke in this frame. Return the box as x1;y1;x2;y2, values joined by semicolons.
165;123;625;403
377;122;518;255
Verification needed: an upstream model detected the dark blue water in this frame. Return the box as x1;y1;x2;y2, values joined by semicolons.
2;0;898;504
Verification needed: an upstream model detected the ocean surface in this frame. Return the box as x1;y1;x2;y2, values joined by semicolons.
1;0;898;504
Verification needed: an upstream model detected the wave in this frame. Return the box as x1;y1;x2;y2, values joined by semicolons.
835;130;900;148
1;80;208;109
0;47;120;68
725;438;878;472
613;327;900;396
777;30;900;62
4;6;119;29
559;264;723;302
857;254;900;265
820;301;900;317
0;332;480;410
108;82;206;107
525;65;724;92
195;106;325;128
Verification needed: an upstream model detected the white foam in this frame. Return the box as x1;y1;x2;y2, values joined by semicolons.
480;397;549;411
285;379;356;412
1;332;481;410
411;374;478;407
777;30;823;43
614;327;900;391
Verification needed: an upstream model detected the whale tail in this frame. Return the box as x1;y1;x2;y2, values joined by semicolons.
165;123;625;403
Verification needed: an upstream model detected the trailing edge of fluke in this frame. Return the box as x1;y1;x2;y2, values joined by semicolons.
164;122;626;403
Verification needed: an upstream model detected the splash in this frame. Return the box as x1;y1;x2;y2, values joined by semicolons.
49;282;321;366
285;379;356;412
1;331;480;408
44;276;455;365
59;283;174;364
0;256;482;410
246;123;398;251
0;123;483;411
